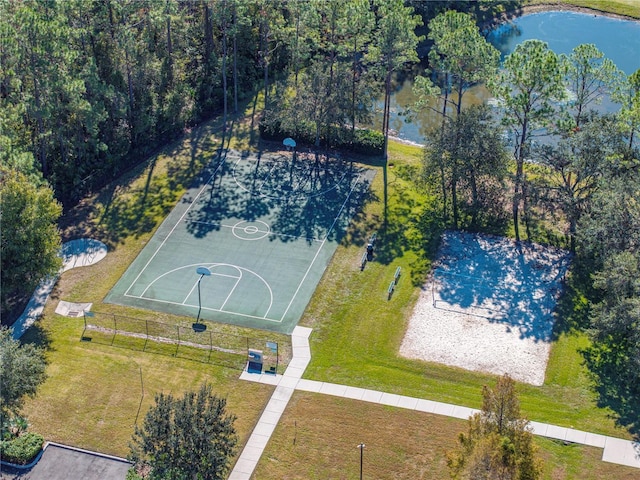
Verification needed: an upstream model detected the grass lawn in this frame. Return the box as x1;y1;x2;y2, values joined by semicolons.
254;392;640;480
525;0;640;19
301;140;630;439
17;101;636;477
20;117;282;459
20;317;273;458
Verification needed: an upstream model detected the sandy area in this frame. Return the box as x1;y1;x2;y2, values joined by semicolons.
400;231;571;386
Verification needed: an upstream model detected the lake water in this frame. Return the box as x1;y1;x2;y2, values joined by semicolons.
378;11;640;145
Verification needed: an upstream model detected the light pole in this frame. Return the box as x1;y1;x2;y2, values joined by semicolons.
195;266;212;323
357;443;365;480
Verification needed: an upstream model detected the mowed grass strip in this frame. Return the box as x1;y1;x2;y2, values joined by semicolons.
21;315;273;458
301;141;631;439
254;391;640;480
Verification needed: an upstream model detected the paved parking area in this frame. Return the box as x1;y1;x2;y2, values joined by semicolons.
0;443;131;480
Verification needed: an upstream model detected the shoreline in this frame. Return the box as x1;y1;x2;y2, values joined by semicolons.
391;3;639;150
499;2;639;25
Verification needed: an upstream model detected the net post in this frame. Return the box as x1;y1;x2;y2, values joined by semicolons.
432;276;436;307
111;314;117;345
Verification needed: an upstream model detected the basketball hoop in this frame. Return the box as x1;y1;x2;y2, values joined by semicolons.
283;137;296;151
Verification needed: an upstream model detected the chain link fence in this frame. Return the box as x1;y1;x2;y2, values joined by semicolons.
81;311;291;373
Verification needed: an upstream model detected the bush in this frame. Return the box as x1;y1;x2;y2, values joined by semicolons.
0;432;44;465
350;129;384;155
259;116;383;156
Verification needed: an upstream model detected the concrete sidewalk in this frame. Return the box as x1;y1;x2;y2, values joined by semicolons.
11;238;107;340
230;326;640;479
229;327;313;479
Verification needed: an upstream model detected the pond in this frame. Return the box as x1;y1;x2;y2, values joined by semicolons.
376;11;640;146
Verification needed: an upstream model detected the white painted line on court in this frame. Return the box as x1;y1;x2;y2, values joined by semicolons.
124;156;228;297
132;262;275;321
188;219;325;243
279;173;363;322
182;278;200;305
122;294;283;323
219;269;242;312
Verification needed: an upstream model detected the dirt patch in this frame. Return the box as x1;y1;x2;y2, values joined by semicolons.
400;231;571;386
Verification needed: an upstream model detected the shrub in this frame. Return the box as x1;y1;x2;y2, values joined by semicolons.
0;432;44;465
350;129;384;155
259;116;383;156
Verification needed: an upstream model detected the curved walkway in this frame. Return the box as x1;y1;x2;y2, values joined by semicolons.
230;326;640;479
11;238;107;340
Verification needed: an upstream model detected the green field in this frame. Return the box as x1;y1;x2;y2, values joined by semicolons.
525;0;640;19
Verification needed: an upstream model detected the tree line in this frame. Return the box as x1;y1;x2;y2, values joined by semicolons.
0;0;517;208
0;0;517;318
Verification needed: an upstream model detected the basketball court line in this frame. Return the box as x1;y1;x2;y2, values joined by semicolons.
128;261;276;319
182;271;241;305
123;156;228;298
122;294;283;323
112;149;371;331
216;270;241;312
280;172;363;321
184;219;326;243
123;169;364;324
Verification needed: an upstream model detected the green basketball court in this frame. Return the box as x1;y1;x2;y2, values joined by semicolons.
105;149;375;334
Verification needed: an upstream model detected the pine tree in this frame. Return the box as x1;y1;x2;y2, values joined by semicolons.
447;375;542;480
488;40;565;242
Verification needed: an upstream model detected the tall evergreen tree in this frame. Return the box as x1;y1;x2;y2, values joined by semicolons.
338;0;375;139
367;0;423;161
425;10;500;119
414;10;499;227
614;69;640;150
562;43;620;130
488;40;565;242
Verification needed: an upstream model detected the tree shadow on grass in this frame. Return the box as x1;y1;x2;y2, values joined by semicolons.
582;343;640;439
551;256;640;438
60;121;222;248
549;258;595;341
19;322;53;353
372;165;445;286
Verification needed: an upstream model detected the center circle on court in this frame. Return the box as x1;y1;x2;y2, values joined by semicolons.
232;220;270;240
